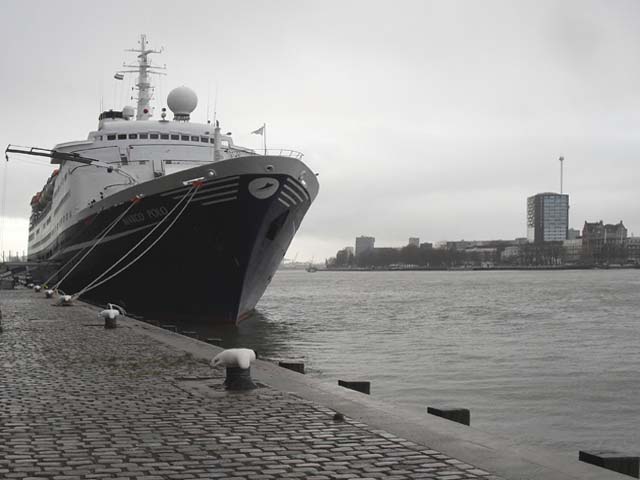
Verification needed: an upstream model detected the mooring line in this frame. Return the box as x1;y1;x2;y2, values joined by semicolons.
52;196;143;290
71;185;198;299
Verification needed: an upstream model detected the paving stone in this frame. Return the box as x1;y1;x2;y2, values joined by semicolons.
0;290;503;480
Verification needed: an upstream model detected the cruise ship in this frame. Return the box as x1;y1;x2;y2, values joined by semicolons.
10;35;319;323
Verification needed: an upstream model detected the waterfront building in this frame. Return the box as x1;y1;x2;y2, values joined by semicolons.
562;238;583;264
567;228;580;240
526;193;569;243
582;220;627;264
501;245;521;261
355;236;375;257
626;237;640;264
408;237;420;247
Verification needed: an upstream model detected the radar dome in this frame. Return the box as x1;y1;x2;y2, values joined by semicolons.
167;86;198;121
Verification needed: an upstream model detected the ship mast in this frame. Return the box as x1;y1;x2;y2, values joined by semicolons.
118;34;165;120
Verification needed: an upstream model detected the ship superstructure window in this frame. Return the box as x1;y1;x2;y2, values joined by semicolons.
107;134;116;140
191;136;199;141
140;133;148;139
171;134;179;140
210;138;215;144
200;137;208;143
181;135;189;141
150;133;159;139
118;134;126;140
161;134;169;139
128;134;138;139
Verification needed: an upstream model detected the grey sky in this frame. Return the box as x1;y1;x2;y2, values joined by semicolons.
1;0;639;261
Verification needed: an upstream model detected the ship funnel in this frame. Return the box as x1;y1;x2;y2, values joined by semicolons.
167;86;198;121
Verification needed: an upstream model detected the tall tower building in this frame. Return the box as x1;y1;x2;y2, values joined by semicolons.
527;193;569;243
355;236;375;256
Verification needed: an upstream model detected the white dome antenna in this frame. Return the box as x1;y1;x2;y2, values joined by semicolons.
167;86;198;121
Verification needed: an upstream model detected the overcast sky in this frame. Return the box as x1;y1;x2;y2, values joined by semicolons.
1;0;639;261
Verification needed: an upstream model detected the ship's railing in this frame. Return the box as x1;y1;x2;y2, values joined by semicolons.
228;148;304;160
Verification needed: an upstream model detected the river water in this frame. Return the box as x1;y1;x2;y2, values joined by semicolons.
185;269;640;455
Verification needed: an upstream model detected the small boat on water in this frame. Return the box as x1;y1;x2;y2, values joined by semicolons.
9;35;319;324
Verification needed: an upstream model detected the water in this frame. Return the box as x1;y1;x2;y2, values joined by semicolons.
184;269;640;455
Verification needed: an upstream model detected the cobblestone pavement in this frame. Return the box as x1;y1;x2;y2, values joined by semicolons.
0;289;502;480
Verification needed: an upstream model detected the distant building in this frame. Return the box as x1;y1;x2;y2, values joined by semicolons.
408;237;420;247
582;220;627;245
355;236;375;256
335;248;354;266
582;220;627;263
562;238;583;264
567;228;580;240
419;242;433;250
527;193;569;243
501;245;521;261
626;237;640;264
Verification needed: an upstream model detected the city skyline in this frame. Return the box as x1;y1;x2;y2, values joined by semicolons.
1;1;639;262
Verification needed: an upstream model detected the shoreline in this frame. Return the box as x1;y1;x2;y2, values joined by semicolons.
310;264;640;272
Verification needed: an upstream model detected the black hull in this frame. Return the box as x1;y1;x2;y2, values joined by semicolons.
30;163;315;324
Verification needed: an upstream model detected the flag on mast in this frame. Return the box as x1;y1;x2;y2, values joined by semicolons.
251;123;267;154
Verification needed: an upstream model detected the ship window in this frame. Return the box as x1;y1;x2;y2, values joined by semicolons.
128;133;138;139
210;138;215;144
171;134;179;140
139;160;147;165
191;136;199;141
161;134;170;139
181;135;189;141
150;133;159;139
166;160;172;164
118;134;126;140
139;133;148;139
107;134;116;140
200;137;208;143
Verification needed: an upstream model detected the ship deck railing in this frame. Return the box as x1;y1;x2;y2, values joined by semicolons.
228;148;304;160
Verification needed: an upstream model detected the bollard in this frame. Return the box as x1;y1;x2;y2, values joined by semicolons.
579;450;639;478
58;295;73;306
224;367;257;391
279;361;305;374
45;289;54;299
338;380;370;394
104;317;117;329
34;285;42;293
427;407;470;426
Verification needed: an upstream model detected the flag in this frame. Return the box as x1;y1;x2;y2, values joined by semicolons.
251;125;265;135
114;72;124;80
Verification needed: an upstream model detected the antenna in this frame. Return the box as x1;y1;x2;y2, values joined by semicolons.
213;82;218;126
116;34;167;120
559;156;564;194
206;84;211;124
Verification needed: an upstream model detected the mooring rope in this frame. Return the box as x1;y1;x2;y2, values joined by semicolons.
51;196;143;290
71;185;199;299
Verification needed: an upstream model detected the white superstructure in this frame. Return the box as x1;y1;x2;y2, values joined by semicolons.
24;35;302;259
